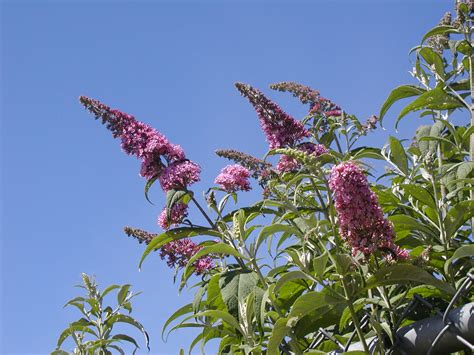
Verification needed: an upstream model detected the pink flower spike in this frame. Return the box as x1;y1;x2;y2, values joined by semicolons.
235;83;310;149
157;203;189;230
328;161;408;260
214;164;251;192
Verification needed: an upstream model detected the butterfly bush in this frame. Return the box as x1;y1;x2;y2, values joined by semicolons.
329;161;408;259
77;5;474;350
215;164;251;192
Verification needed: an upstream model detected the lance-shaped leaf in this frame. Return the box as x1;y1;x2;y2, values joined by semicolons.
364;264;455;296
421;25;458;43
139;227;220;269
379;85;425;121
443;200;474;239
166;189;193;220
444;244;474;274
419;47;445;79
106;314;150;350
144;175;159;205
162;303;193;340
219;270;259;319
388;136;408;175
396;87;464;128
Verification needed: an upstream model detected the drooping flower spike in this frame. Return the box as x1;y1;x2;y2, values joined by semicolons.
235;83;310;149
79;96;187;181
269;81;342;117
329;161;408;260
80;96;201;232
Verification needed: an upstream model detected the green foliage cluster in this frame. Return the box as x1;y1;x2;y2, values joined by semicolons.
53;274;149;355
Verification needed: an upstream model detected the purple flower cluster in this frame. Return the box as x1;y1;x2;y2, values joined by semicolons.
235;83;310;149
276;143;329;173
309;97;342;117
214;164;251;192
79;96;187;180
361;115;379;134
124;226;157;245
329;161;408;260
269;82;321;105
159;160;201;192
80;96;201;231
159;239;214;275
157;203;189;230
269;82;342;119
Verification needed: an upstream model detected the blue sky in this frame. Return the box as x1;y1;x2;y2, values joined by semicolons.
2;0;454;354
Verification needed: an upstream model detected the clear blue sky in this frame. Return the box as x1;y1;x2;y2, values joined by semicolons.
1;1;453;354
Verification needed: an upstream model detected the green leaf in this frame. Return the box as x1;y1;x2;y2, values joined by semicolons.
415;125;432;155
117;284;131;305
180;243;246;289
403;184;437;209
256;224;297;252
108;314;150;350
183;310;242;333
444;245;474;274
397;87;464;127
56;325;97;349
162;303;193;340
207;274;226;311
364;264;455;295
267;317;293;354
350;147;384;160
443;200;474;239
144;175;159;205
111;334;140;350
219;270;258;318
379;85;425;121
166;189;192;220
456;40;472;56
333;254;353;276
101;285;120;300
313;252;328;279
139;227;220;269
289;291;344;319
419;47;445;79
388;136;408;175
274;271;313;294
421;25;458;43
388;215;436;237
188;243;245;268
